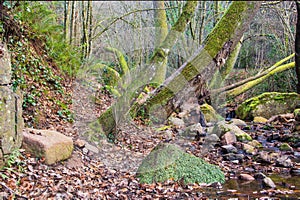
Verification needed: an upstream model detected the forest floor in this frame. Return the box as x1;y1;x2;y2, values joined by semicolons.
1;79;300;199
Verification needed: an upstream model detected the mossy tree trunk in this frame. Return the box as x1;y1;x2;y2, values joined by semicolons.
133;1;262;122
152;1;168;84
92;1;198;136
223;61;295;99
295;0;300;93
94;1;262;136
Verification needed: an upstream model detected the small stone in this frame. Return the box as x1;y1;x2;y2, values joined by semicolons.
243;143;256;154
253;116;268;123
221;144;238;154
74;139;85;148
258;151;278;164
267;132;280;141
205;134;220;143
169;117;185;128
279;143;293;152
263;177;276;188
231;119;247;127
84;143;99;154
239;173;255;181
82;148;88;154
248;140;263;148
276;155;293;168
231;160;239;164
223;153;244;161
222;132;237;145
182;123;203;138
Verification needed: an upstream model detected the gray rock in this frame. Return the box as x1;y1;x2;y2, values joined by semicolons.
239;173;255;181
22;128;73;165
276;155;293;168
258;151;279;164
169;117;185;128
205;134;220;143
223;153;244;161
221;144;238;154
263;177;276;188
182;123;203;138
212;120;252;141
0;43;11;84
231;119;247;127
84;142;99;154
182;109;202;127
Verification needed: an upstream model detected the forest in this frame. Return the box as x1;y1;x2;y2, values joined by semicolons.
0;1;300;199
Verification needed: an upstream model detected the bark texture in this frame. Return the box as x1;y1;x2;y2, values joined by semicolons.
295;1;300;93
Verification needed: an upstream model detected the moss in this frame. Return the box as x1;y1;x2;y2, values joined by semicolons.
294;108;300;121
200;103;223;123
204;2;249;57
279;143;293;151
137;143;225;184
236;132;252;142
236;92;300;120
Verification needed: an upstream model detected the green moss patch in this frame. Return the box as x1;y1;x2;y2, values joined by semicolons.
136;143;225;184
236;92;300;120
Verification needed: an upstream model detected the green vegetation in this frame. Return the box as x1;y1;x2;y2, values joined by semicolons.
137;143;225;184
0;149;25;179
2;1;81;127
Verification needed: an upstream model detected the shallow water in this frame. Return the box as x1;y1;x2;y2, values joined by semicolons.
199;174;300;199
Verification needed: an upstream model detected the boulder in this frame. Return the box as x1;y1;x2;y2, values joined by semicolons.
200;103;223;123
22;128;73;165
212;120;252;141
236;92;300;120
136;143;225;184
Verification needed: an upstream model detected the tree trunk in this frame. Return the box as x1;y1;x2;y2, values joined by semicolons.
224;61;295;99
91;1;198;135
87;0;93;57
152;1;168;84
295;0;300;93
134;1;262;122
212;53;295;95
94;1;262;136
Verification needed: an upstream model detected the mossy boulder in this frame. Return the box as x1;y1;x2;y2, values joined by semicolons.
200;104;223;123
136;143;225;184
236;92;300;120
212;120;252;142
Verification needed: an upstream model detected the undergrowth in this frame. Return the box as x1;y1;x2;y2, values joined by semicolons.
1;1;80;127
